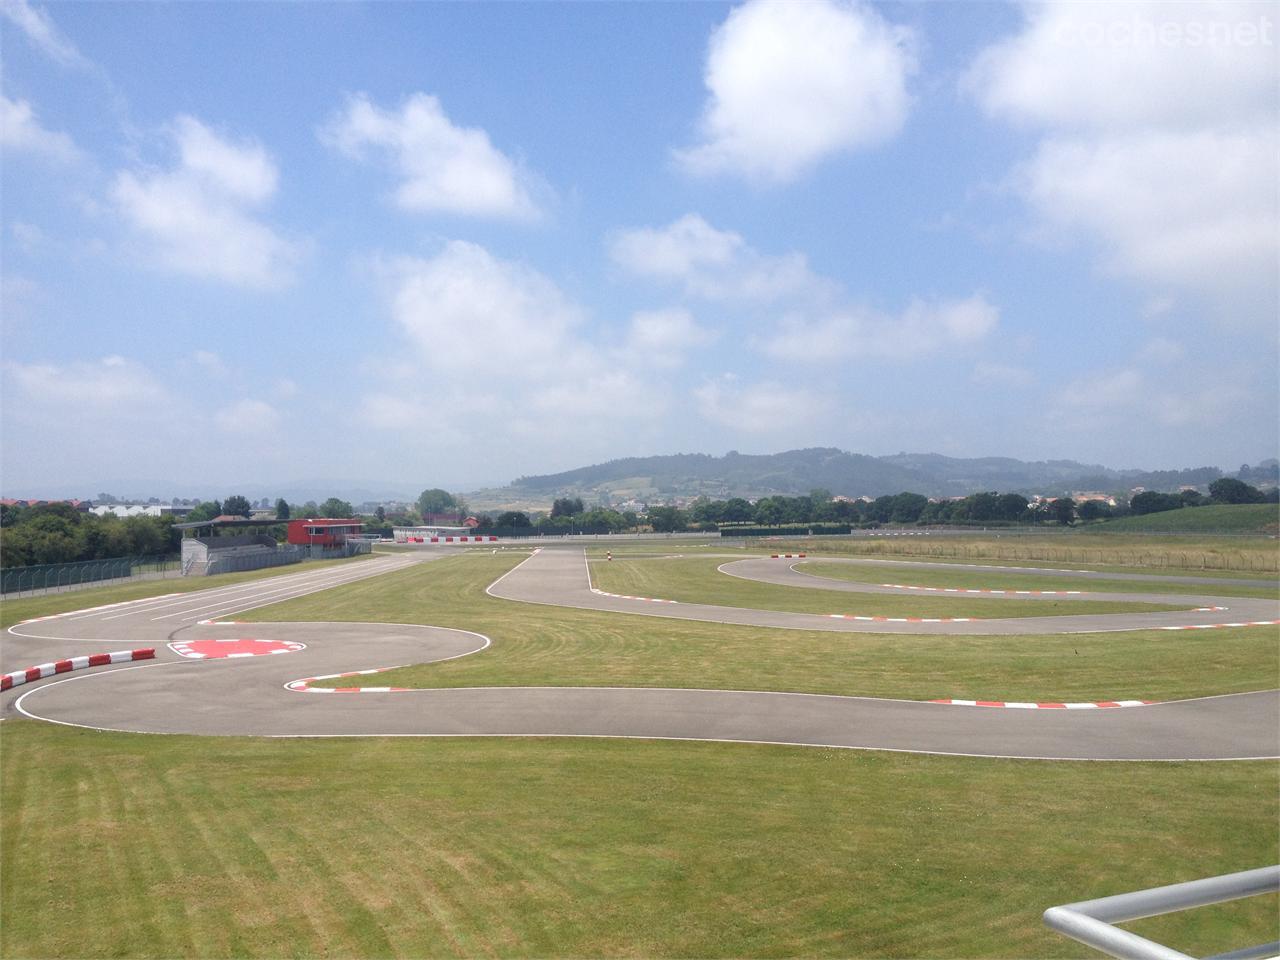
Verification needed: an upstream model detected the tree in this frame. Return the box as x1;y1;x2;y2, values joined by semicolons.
186;501;223;523
967;492;1001;522
275;498;290;520
318;497;354;518
551;497;584;518
996;493;1029;521
222;495;252;518
647;506;687;533
752;497;787;525
1130;491;1182;515
889;492;928;524
495;511;531;528
1209;477;1264;504
1077;500;1111;522
375;506;386;523
417;488;457;516
1049;497;1076;525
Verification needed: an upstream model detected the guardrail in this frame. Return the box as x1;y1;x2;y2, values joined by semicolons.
0;555;178;596
1043;865;1279;960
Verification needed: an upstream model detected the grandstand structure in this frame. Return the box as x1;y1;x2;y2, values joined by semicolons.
174;516;370;576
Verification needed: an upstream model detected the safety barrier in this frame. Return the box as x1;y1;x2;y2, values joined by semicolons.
1043;865;1279;960
0;556;176;596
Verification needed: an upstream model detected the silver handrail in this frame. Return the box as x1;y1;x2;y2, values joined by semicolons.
1044;865;1280;960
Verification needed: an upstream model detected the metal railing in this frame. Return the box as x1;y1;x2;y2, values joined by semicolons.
0;555;179;597
1044;866;1280;960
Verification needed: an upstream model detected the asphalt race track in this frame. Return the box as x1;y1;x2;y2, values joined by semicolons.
4;546;1278;760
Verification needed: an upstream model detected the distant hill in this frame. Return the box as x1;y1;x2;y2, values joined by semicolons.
478;448;1275;507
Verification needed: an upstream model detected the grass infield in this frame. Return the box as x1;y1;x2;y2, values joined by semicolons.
794;560;1280;600
589;557;1189;619
795;534;1279;575
243;554;1279;703
1;721;1275;959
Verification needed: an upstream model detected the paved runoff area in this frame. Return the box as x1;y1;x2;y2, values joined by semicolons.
4;547;1277;760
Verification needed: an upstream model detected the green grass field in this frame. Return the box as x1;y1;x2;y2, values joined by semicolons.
796;560;1280;600
2;722;1275;959
241;554;1279;703
3;542;1277;958
589;556;1188;619
797;533;1279;574
1092;503;1279;535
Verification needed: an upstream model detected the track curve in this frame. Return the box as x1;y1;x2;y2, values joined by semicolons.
4;547;1277;760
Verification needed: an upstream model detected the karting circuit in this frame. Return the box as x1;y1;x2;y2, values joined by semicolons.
4;547;1278;761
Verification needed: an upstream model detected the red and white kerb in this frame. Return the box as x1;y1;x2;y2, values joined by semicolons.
1;648;155;691
930;698;1154;709
286;666;410;693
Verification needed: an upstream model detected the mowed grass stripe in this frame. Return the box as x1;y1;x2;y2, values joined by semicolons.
798;534;1278;576
795;560;1280;599
591;557;1188;618
244;554;1277;702
2;722;1275;958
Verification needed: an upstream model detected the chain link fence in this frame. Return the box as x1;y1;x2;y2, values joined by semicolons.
0;555;179;597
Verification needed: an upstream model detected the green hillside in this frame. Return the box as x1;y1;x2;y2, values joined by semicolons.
1095;504;1279;535
492;448;1277;506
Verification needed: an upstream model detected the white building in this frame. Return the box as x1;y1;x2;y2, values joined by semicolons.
90;504;194;519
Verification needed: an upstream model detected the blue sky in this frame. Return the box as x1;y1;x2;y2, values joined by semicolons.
2;0;1276;498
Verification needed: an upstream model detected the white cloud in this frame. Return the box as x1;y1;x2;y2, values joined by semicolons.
383;240;585;374
526;371;666;424
675;0;915;182
322;93;539;219
0;0;92;69
174;116;277;202
967;1;1278;306
971;360;1034;388
111;116;300;289
192;350;227;376
610;214;832;302
966;1;1275;132
214;399;281;433
3;355;167;409
694;376;828;433
11;221;47;251
0;274;45;327
613;214;998;364
0;94;78;162
1138;337;1186;364
1022;126;1277;296
1054;366;1245;428
757;294;999;362
623;308;716;367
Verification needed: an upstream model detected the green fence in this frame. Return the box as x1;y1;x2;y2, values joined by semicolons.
0;555;178;596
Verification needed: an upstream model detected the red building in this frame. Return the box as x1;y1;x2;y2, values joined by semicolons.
285;518;363;547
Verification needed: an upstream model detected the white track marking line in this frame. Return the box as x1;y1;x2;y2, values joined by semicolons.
100;562;398;620
155;558;421;622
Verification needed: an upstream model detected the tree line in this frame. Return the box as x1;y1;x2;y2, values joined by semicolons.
0;503;179;567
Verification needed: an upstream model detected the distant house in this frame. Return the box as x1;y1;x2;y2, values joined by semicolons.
285;518;363;547
4;498;92;512
463;516;481;528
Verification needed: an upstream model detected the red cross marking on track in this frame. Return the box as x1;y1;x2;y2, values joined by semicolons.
169;638;306;659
